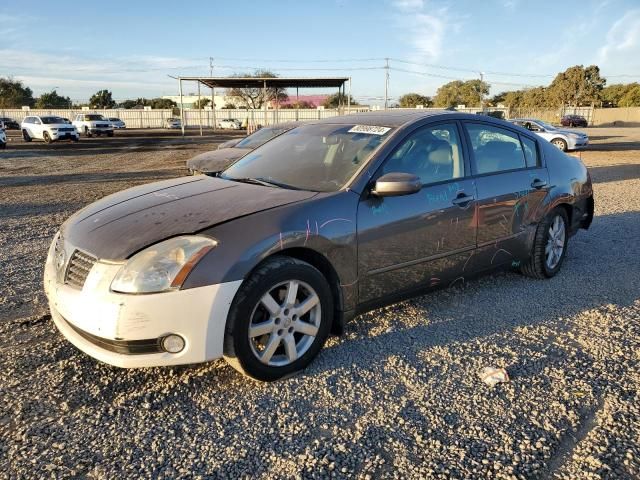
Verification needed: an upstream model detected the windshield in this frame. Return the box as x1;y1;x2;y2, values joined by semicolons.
535;120;556;130
85;115;105;121
235;126;290;149
222;124;394;192
109;118;120;121
41;116;65;124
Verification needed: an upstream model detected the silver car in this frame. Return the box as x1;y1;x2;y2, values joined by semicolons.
509;119;588;152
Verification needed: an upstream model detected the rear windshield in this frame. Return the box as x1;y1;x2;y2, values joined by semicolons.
235;126;290;149
109;118;121;121
222;124;394;192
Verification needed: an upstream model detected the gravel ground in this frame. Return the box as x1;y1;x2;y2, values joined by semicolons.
0;128;639;479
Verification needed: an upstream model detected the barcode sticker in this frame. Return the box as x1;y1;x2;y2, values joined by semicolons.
348;125;391;135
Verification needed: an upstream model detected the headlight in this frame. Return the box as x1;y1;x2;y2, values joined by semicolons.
50;128;58;132
111;236;217;294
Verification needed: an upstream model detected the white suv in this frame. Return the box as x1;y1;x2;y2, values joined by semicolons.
21;116;80;143
72;114;114;137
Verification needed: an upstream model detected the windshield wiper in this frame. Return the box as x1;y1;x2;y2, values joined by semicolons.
223;175;299;190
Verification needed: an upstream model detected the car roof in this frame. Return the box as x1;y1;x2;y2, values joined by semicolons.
310;109;458;127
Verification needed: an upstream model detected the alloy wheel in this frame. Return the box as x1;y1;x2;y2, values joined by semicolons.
545;215;566;269
248;280;321;367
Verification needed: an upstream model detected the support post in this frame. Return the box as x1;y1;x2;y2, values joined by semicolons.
197;80;203;136
296;87;299;121
384;58;389;110
348;78;351;113
263;79;267;126
179;78;185;137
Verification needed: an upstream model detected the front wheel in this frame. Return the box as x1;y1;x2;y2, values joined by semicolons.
43;131;52;144
84;127;92;138
107;131;114;137
551;138;568;151
520;208;569;279
224;256;333;381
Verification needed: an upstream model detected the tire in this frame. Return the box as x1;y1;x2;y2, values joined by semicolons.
84;127;92;138
223;256;333;381
520;208;569;279
72;136;79;142
43;131;52;144
551;138;568;151
107;131;114;137
0;142;5;149
22;130;32;142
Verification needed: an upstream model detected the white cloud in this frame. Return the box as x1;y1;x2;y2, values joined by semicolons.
390;0;450;61
598;9;640;63
0;49;213;99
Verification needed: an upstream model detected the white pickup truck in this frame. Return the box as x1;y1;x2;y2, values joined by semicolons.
72;114;114;137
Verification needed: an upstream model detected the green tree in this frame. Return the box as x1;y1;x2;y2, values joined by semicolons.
547;65;605;107
35;90;71;108
149;98;176;109
89;89;117;108
434;80;489;108
228;70;288;109
322;93;358;108
0;77;35;108
193;98;210;109
619;84;640;107
398;93;432;108
600;83;638;107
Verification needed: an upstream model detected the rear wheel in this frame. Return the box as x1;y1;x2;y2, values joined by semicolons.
551;138;568;151
224;256;333;381
520;208;569;279
84;127;92;138
22;130;32;142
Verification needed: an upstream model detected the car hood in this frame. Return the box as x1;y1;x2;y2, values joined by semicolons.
61;176;317;260
186;148;251;172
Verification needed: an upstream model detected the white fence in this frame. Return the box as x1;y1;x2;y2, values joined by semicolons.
0;109;173;129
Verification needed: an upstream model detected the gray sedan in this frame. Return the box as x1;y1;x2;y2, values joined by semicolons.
45;110;594;381
509;118;589;151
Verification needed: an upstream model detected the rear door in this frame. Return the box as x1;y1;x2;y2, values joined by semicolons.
357;121;477;303
461;121;549;270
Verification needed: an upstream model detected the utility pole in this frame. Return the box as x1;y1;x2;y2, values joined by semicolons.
210;57;216;131
479;72;485;112
384;58;390;110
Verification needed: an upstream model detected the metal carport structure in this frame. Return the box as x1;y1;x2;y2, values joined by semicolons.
175;76;351;136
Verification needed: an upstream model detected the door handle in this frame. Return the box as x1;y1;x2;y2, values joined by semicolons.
530;179;548;189
452;193;474;207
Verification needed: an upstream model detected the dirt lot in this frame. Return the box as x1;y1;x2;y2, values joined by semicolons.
1;127;639;479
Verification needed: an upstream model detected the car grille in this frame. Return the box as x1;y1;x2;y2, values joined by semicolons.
59;127;74;132
62;316;163;355
96;124;109;128
65;250;97;289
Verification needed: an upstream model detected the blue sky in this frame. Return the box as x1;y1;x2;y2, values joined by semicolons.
1;0;639;104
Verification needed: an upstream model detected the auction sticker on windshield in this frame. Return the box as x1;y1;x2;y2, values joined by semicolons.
348;125;392;135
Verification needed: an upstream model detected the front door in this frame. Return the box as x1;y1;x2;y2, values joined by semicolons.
357;121;477;304
462;121;549;270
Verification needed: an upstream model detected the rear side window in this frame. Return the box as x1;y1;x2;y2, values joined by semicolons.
466;123;526;174
520;136;539;167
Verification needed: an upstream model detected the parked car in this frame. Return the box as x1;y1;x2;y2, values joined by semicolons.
509;118;589;151
0;117;20;130
187;122;303;174
45;111;594;381
72;114;114;137
218;118;243;130
0;127;6;149
165;117;182;129
561;115;588;128
108;117;126;129
21;115;79;143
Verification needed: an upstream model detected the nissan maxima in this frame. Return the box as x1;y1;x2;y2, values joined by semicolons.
45;111;594;381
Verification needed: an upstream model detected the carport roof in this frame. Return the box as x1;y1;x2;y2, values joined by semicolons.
178;76;349;89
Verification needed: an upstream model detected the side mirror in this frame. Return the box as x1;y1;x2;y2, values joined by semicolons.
371;172;422;197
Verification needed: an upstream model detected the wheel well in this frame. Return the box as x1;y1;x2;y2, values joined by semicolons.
555;203;573;227
259;248;345;335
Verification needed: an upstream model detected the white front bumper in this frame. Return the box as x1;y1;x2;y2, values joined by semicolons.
44;250;241;368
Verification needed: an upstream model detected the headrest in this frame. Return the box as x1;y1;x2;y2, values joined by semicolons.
427;139;452;165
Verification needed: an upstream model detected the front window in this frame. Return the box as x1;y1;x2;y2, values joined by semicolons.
222;124;394;192
41;116;64;124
